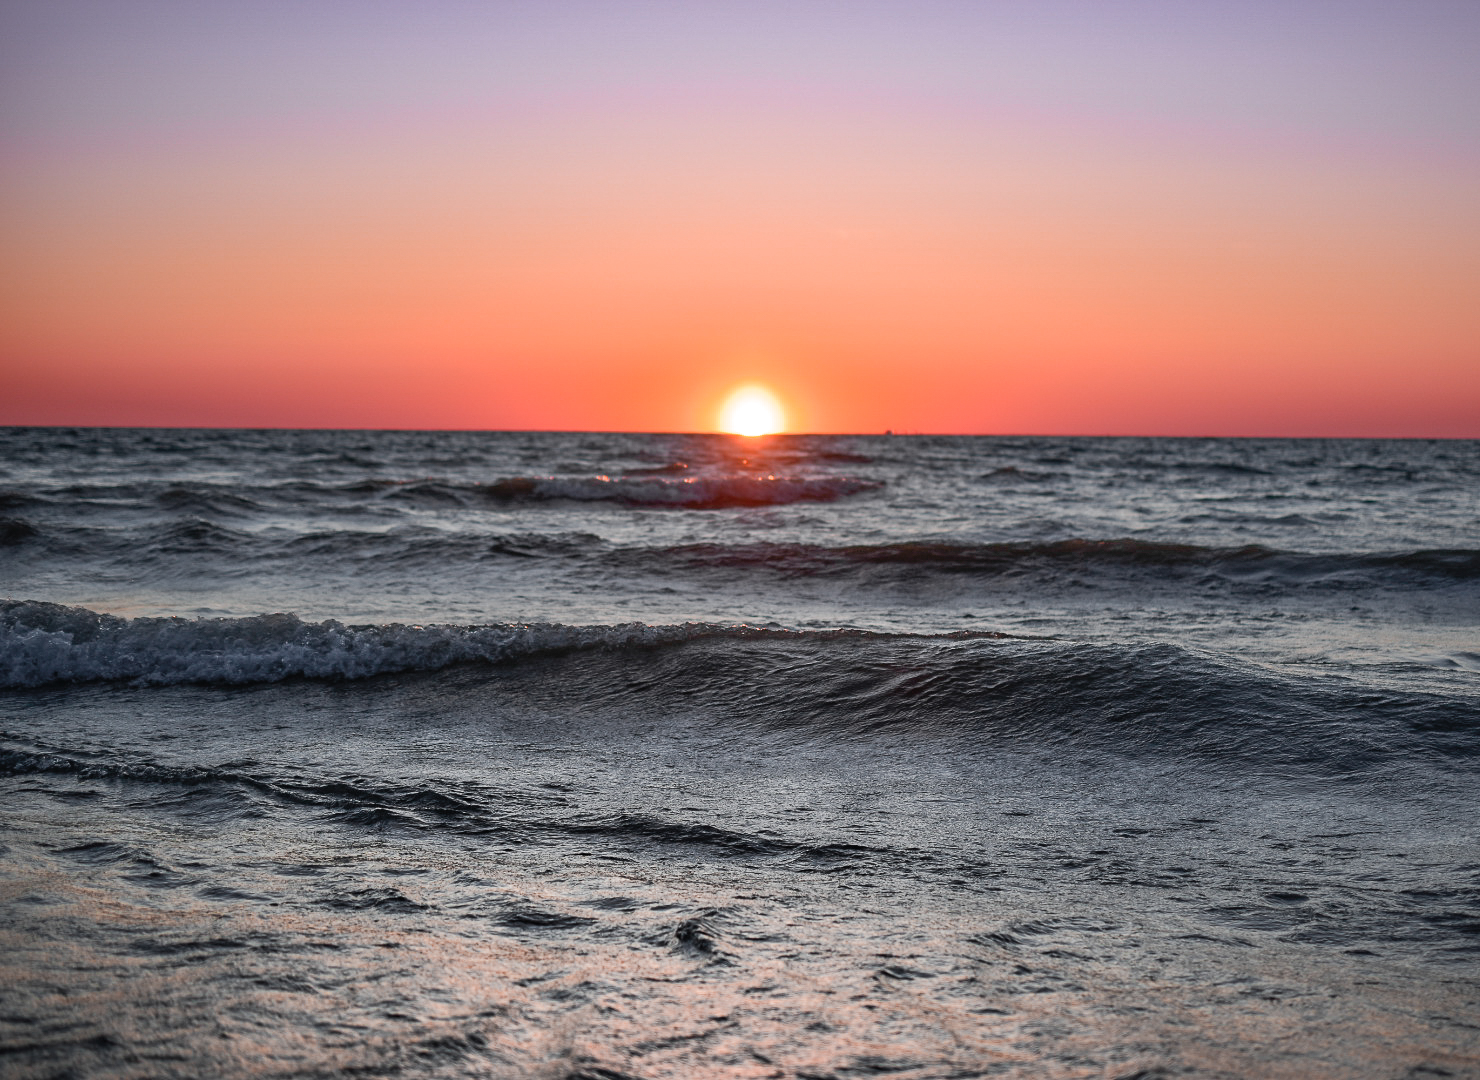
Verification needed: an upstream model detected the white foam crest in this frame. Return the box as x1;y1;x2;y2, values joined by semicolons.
0;601;718;688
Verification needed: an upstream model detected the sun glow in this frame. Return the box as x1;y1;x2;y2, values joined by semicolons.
717;384;786;436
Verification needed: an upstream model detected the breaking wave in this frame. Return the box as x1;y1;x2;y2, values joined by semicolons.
0;600;993;689
2;602;1475;773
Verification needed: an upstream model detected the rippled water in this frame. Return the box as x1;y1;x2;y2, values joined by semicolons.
1;429;1477;1078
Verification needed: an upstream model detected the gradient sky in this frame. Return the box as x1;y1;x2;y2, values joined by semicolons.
2;0;1477;434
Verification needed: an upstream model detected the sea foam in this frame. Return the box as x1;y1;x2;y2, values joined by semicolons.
0;601;727;687
0;600;987;688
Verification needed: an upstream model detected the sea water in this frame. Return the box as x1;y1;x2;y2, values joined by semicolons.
1;428;1477;1078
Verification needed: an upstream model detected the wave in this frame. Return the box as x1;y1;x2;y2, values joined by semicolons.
153;486;266;516
5;473;881;514
0;517;40;546
10;523;1478;594
0;492;40;511
8;505;1478;597
651;539;1480;584
476;473;879;509
0;600;997;689
979;466;1057;482
2;603;1475;773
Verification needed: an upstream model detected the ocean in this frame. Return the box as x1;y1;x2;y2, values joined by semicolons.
1;427;1477;1078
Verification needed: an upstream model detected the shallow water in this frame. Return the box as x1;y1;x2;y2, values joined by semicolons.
1;429;1477;1077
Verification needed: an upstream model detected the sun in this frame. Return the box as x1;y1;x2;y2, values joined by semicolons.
717;384;786;436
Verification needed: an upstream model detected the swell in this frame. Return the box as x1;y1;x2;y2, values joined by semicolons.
0;472;880;514
477;473;879;508
304;473;879;509
2;603;1475;771
568;635;1479;770
650;539;1480;584
0;518;609;568
9;522;1479;590
0;600;1002;689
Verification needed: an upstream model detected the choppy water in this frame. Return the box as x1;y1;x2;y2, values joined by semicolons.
1;428;1477;1078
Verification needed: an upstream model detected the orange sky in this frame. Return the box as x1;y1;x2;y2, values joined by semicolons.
2;2;1478;435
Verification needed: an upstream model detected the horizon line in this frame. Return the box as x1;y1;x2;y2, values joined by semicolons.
1;424;1474;441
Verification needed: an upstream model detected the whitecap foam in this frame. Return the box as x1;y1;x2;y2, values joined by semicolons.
0;601;712;688
0;601;1002;688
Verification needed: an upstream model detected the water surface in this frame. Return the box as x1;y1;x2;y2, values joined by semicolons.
2;429;1477;1078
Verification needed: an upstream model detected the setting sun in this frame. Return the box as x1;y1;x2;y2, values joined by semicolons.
717;384;786;436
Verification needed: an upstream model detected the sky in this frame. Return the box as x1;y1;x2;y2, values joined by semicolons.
2;0;1477;435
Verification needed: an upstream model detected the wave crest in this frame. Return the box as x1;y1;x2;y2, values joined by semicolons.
657;539;1480;582
3;604;1475;774
0;601;995;689
0;601;686;687
479;473;879;508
